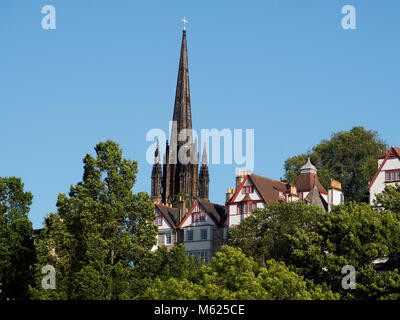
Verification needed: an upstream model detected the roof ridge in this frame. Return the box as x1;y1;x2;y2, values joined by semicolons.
250;174;287;185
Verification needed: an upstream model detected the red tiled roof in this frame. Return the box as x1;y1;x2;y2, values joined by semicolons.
393;147;400;158
295;172;327;193
248;174;289;206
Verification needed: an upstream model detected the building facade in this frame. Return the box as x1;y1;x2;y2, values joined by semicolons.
368;146;400;205
177;199;226;262
226;159;344;227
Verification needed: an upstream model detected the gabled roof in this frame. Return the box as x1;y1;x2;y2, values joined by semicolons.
230;174;289;206
393;147;400;158
368;146;400;190
155;204;180;229
198;199;226;225
178;199;226;228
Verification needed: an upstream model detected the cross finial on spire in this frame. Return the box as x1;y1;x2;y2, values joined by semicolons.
182;16;188;30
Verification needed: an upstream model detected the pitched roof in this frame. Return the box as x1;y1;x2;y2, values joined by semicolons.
393;147;400;158
295;172;327;193
248;174;289;206
197;199;226;226
155;204;180;229
304;186;328;211
178;199;226;228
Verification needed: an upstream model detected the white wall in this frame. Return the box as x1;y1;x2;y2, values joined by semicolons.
370;158;400;205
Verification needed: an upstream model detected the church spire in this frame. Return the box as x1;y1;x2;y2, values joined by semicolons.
171;29;192;147
198;143;210;200
161;28;199;207
151;140;162;203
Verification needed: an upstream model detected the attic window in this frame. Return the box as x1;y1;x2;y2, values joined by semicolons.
242;186;253;194
193;212;206;223
385;170;400;183
154;216;162;226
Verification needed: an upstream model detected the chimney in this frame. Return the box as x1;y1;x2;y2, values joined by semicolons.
226;187;236;203
177;196;186;223
236;169;248;190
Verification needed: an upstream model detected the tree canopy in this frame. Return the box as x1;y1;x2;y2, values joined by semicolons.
284;126;387;202
0;177;36;300
227;200;400;299
30;140;158;300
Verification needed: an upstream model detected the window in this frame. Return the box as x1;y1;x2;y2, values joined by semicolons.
165;232;172;245
242;186;253;194
239;202;255;215
187;251;209;263
186;230;193;241
193;212;206;223
201;229;208;240
385;170;400;182
154;216;162;226
199;251;209;262
237;205;241;215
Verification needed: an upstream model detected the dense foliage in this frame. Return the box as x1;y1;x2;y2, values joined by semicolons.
227;199;400;300
0;177;36;300
29;140;158;299
1;136;400;300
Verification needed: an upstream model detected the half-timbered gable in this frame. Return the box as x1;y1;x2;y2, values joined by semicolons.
154;204;181;249
178;200;226;262
368;147;400;205
228;173;288;227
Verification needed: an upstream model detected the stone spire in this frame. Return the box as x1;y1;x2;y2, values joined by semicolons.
151;140;162;203
171;29;192;148
198;143;210;200
202;142;208;165
161;29;199;206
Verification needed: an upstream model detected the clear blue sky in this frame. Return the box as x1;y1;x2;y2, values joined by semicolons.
1;0;399;229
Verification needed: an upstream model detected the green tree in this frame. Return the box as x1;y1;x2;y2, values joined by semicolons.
227;200;400;299
286;202;400;299
0;177;36;300
374;184;400;214
226;201;325;267
30;140;157;300
142;246;338;300
284;127;387;202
